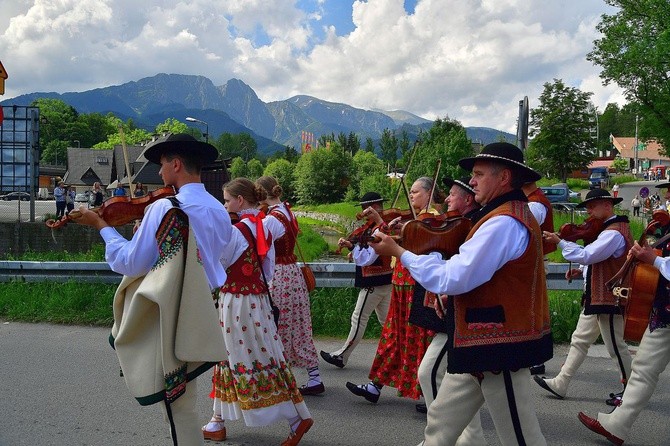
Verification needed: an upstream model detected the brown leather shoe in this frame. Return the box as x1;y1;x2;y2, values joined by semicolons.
299;382;325;395
202;426;226;441
577;412;624;445
281;418;314;446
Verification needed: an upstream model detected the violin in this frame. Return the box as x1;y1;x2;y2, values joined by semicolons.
45;186;176;229
398;215;471;256
336;219;377;254
558;216;604;245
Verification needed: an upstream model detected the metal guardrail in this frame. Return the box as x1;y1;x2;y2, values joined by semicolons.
0;261;582;290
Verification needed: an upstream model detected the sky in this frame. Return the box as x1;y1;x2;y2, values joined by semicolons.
0;0;625;134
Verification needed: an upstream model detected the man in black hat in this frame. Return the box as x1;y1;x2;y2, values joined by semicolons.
74;134;231;446
371;142;552;445
321;192;393;369
535;189;633;407
578;197;670;445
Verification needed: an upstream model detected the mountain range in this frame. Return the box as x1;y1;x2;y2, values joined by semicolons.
2;73;516;156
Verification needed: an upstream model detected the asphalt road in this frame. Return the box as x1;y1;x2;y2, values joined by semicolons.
1;322;670;446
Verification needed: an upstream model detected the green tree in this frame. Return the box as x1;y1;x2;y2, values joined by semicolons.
588;0;670;150
293;144;354;204
264;158;297;202
351;150;392;202
379;129;398;167
32;98;79;164
229;157;248;179
610;157;628;174
214;132;257;161
407;117;473;186
155;118;189;135
529;79;595;182
364;137;375;153
246;159;264;181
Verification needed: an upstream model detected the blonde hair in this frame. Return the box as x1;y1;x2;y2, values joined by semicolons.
224;177;267;205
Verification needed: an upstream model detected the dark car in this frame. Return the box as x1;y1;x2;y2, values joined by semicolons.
1;191;30;201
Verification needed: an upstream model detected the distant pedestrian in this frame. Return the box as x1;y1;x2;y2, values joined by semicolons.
65;186;75;215
612;183;619;198
54;181;66;218
113;183;126;197
631;195;641;217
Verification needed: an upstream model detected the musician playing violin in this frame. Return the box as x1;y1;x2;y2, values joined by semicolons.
346;177;441;407
370;143;552;446
578;183;670;446
535;188;634;407
73;134;232;446
413;175;486;441
320;191;393;370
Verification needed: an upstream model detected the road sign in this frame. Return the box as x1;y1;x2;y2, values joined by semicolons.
640;186;650;198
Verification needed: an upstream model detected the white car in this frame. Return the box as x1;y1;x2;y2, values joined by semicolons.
568;189;580;200
74;192;89;203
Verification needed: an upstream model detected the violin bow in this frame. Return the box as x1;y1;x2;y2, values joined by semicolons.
391;139;420;209
118;125;135;199
425;158;442;214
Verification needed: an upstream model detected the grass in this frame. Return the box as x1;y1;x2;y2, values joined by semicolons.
0;207;607;343
0;280;580;343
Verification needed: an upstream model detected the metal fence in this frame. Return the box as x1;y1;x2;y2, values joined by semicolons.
0;261;582;290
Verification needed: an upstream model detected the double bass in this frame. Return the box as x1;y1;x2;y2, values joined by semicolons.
607;210;670;342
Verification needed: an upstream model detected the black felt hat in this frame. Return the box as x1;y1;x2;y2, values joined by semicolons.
141;133;218;165
655;182;670;189
358;191;386;206
458;142;541;183
443;176;475;196
576;188;623;208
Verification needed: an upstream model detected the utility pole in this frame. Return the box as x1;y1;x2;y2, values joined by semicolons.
634;114;639;177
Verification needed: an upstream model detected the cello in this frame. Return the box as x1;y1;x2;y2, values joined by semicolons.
606;210;670;342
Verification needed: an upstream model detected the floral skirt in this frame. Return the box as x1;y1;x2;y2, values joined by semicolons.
211;290;311;427
271;262;319;369
369;283;434;399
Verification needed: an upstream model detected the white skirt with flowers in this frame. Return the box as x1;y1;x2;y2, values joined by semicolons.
211;290;310;427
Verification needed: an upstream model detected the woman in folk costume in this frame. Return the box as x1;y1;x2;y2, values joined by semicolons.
202;178;313;446
255;176;324;395
347;176;441;404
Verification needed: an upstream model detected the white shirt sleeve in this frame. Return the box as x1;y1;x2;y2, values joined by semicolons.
400;215;529;295
557;229;626;265
352;245;380;266
528;201;547;225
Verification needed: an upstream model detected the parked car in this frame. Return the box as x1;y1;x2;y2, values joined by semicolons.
568;189;580;200
1;191;30;201
74;192;90;204
540;185;570;203
551;202;586;215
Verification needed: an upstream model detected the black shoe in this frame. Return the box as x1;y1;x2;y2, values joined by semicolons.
529;364;545;375
299;382;325;396
320;350;345;368
606;391;623;407
533;375;564;399
346;381;380;403
415;403;427;414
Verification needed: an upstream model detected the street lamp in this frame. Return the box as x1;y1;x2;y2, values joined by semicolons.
185;117;209;143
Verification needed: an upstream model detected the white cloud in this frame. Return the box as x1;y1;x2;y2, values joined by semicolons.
0;0;623;134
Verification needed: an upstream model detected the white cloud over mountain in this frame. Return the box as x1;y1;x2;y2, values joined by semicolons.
0;0;625;133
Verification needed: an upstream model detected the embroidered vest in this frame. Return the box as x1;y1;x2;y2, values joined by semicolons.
270;209;298;264
355;254;393;288
220;221;267;295
526;187;557;255
448;200;553;374
587;219;633;310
